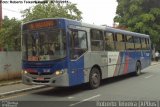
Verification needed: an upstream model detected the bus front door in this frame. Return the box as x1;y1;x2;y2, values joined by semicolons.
69;58;85;86
68;26;87;86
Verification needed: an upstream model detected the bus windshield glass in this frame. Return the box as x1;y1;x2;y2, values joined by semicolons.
22;29;66;61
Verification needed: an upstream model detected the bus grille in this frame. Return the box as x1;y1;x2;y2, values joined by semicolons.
29;72;53;75
33;80;49;83
27;63;53;68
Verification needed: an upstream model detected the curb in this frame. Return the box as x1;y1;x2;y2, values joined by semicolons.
151;62;160;66
0;81;22;87
0;85;47;99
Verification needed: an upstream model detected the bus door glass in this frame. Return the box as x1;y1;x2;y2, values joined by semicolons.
68;28;88;85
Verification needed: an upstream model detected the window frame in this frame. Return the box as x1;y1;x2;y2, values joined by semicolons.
134;36;142;50
104;31;115;51
125;35;135;50
90;29;104;51
115;33;126;51
141;38;147;50
69;29;88;60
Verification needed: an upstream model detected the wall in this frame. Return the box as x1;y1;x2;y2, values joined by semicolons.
0;52;21;81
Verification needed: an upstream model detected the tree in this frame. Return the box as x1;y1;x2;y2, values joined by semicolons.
0;1;82;51
21;1;82;22
114;0;160;44
0;16;21;51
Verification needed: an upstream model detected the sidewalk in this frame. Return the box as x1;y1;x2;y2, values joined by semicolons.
0;81;46;98
0;79;21;87
0;61;159;98
151;61;160;65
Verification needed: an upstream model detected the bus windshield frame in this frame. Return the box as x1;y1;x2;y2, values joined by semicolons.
22;28;66;61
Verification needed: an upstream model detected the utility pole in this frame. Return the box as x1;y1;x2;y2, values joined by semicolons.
0;0;2;29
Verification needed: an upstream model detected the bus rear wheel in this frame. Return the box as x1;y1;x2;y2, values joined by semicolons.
135;62;141;76
89;67;101;89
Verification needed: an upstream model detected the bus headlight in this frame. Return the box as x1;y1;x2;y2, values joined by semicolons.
24;70;28;74
55;69;65;76
22;70;28;74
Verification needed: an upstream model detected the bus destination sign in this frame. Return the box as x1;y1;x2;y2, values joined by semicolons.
28;20;57;30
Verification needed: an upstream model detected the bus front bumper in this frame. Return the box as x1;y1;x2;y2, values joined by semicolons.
22;72;69;87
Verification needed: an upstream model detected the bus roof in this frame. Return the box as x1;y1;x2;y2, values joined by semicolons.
81;22;149;38
23;18;150;38
105;27;149;38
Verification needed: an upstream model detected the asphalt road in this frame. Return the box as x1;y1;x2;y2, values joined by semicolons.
1;63;160;107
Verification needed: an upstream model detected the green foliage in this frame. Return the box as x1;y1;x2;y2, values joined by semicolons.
21;1;82;22
114;0;160;44
0;1;82;51
0;16;21;51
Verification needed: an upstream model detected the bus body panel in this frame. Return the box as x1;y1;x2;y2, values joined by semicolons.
140;50;151;69
22;68;69;86
84;52;108;79
22;18;151;87
66;20;87;86
83;50;151;81
22;59;69;86
68;57;85;86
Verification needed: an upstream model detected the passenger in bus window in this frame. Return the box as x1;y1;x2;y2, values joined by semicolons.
73;32;79;48
80;34;87;49
40;45;47;55
47;44;55;55
32;46;37;56
51;43;55;52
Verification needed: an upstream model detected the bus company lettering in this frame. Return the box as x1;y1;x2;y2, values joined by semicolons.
109;58;117;63
108;53;119;63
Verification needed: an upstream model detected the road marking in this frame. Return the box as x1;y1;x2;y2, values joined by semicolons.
145;75;153;79
0;85;44;97
69;94;101;106
68;96;74;99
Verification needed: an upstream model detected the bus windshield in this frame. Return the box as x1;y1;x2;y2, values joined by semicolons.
22;29;66;61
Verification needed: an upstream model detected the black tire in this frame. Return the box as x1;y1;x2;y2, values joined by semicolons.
89;67;101;89
134;62;141;76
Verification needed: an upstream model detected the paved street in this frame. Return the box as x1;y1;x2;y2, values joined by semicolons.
1;63;160;107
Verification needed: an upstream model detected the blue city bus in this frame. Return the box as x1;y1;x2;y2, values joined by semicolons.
22;18;151;89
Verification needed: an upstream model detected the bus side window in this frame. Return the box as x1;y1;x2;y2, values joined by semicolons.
134;37;141;50
126;35;135;50
146;38;150;49
141;38;147;50
115;33;125;51
90;29;104;51
104;32;115;51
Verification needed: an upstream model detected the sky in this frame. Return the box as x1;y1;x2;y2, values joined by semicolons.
2;0;118;26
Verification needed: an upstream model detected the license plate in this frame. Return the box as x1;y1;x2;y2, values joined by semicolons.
36;77;44;80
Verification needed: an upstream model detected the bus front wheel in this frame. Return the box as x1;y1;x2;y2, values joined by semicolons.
135;62;141;76
89;67;101;89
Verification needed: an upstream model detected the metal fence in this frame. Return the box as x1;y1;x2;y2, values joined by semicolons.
0;51;21;81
